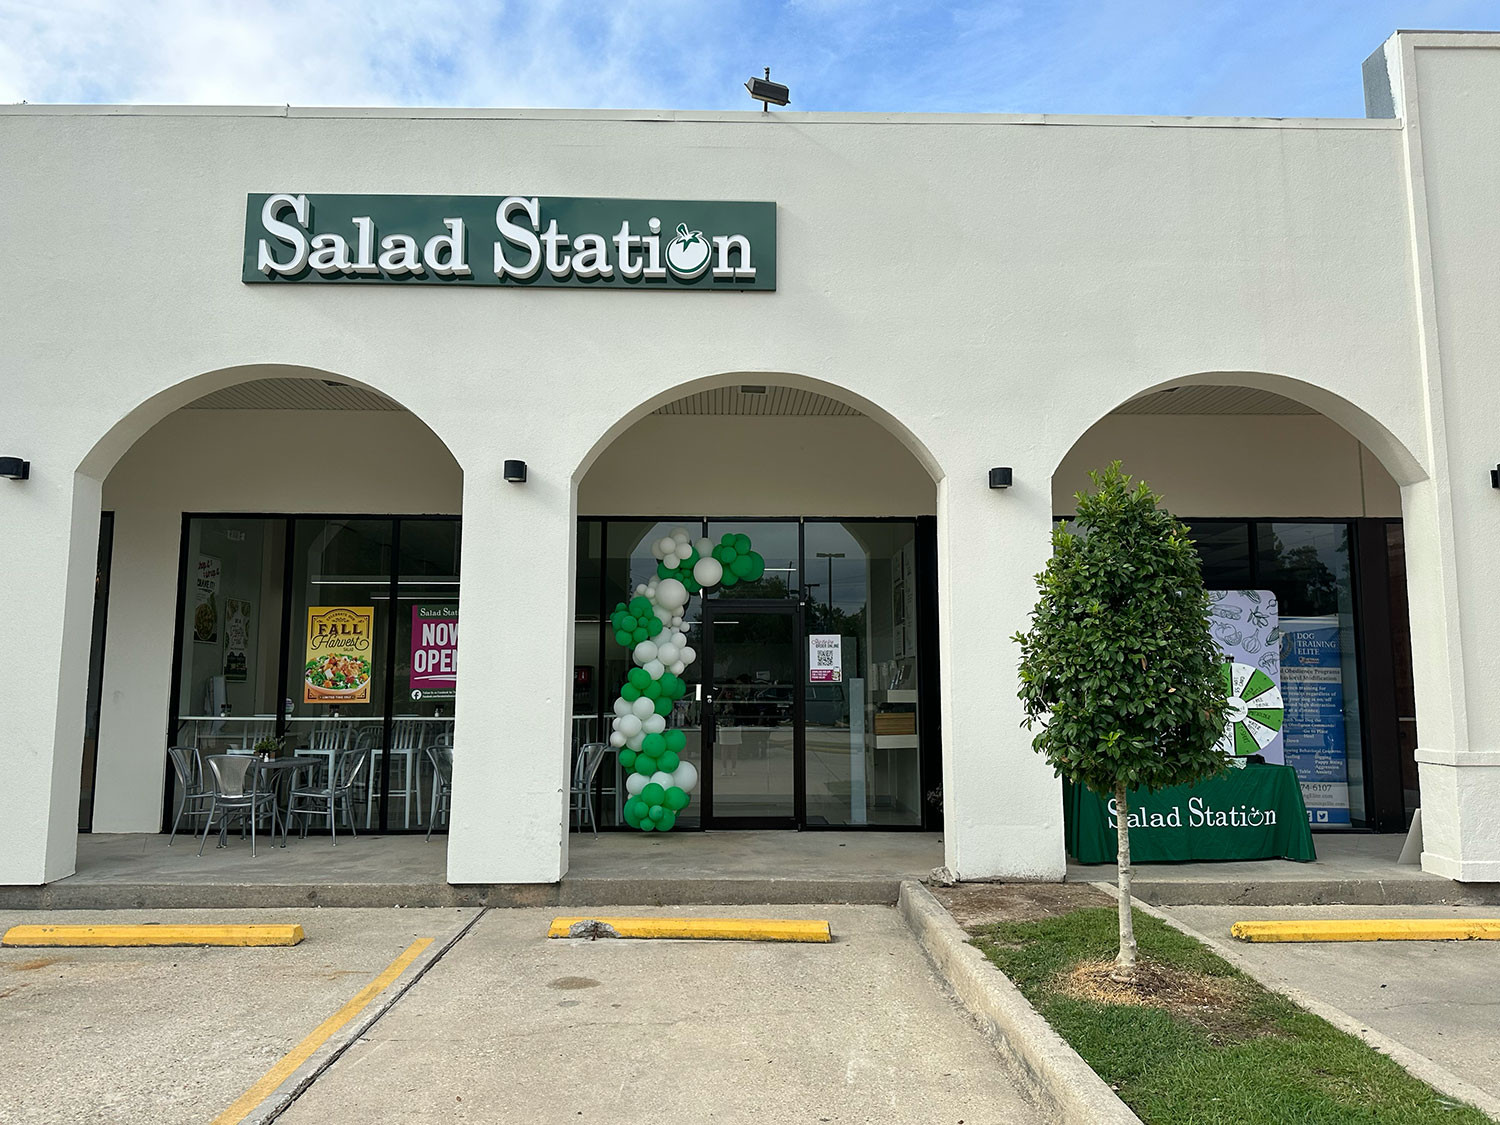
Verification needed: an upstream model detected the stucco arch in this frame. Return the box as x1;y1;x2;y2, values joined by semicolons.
1047;369;1428;488
76;362;461;481
572;370;946;487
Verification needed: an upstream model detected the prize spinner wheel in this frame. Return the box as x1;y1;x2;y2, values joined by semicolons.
1218;662;1284;758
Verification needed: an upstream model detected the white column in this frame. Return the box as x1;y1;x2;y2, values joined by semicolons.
0;472;101;884
444;465;576;884
936;473;1066;880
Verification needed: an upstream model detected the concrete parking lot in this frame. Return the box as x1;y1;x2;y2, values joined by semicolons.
1162;903;1500;1106
0;906;478;1124
2;904;1041;1124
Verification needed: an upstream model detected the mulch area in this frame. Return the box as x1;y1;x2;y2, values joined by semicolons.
930;880;1113;927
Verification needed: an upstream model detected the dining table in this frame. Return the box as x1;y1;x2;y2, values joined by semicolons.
247;754;325;846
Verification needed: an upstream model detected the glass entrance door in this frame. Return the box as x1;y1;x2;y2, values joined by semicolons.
703;602;801;827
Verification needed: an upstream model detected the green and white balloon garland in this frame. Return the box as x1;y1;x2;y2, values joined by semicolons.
608;526;766;832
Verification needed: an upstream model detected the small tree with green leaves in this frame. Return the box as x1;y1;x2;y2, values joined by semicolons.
1015;463;1228;981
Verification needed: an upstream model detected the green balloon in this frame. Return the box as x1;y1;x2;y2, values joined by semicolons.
637;818;654;832
744;552;765;581
712;544;731;564
664;729;687;752
721;533;735;546
621;683;640;702
629;596;651;616
619;749;637;770
614;630;632;648
720;571;739;588
684;547;699;566
684;577;701;593
625;797;646;818
654;696;673;716
657;809;677;831
658;750;680;772
646;616;663;637
627;667;649;689
623;805;641;828
632;627;648;642
649;804;665;821
730;554;754;578
642;732;666;755
641;782;665;805
665;786;689;811
620;614;637;631
636;755;658;775
656;562;673;580
732;533;751;553
640;681;658;701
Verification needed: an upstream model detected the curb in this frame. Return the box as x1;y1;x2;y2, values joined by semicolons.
1096;884;1500;1124
238;906;487;1125
897;881;1141;1125
1116;877;1500;908
0;877;903;911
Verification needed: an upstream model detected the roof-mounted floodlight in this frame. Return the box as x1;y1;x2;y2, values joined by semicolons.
746;68;790;112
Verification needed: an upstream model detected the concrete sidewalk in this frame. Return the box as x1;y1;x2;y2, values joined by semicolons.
1072;833;1500;906
0;830;945;909
1160;903;1500;1114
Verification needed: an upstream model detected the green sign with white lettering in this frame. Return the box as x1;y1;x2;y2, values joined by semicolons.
243;194;776;290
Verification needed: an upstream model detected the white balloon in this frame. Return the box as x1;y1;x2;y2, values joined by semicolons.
650;770;674;789
635;583;648;596
656;578;689;610
634;640;659;665
671;526;691;543
645;659;665;680
631;696;656;719
625;773;647;795
643;714;666;734
658;536;677;556
619;714;642;737
656;643;679;665
670;615;683;627
693;557;724;587
609;731;626;748
650;540;665;560
680;646;696;665
672;631;688;648
694;537;713;556
654;606;674;626
670;661;686;675
613;697;631;717
627;732;645;750
672;761;699;792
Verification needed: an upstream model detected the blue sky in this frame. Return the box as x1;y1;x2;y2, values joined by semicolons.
2;1;1496;117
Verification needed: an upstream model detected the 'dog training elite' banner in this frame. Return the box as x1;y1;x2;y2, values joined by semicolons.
1279;616;1352;826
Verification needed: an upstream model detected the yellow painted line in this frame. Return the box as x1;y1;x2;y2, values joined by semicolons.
548;916;831;942
208;936;433;1125
1;923;305;948
1231;919;1500;943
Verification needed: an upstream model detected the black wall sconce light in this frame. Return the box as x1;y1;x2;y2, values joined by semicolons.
989;467;1013;490
0;457;30;481
1491;465;1499;489
503;459;528;483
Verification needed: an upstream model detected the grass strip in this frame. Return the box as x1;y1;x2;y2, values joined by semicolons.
970;906;1489;1125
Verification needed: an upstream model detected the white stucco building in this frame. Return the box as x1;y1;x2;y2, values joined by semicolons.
4;30;1499;887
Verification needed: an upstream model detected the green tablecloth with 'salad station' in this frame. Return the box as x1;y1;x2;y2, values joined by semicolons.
1065;763;1316;864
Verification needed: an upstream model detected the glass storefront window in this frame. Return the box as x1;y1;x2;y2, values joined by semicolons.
1258;522;1365;828
706;520;799;599
173;517;288;755
170;515;461;834
803;521;922;826
390;519;462;834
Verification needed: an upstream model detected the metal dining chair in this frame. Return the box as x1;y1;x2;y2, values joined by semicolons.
570;742;608;838
424;742;454;842
288;745;368;844
197;754;278;857
166;745;212;846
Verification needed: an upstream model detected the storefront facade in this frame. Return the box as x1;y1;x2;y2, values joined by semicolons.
5;30;1500;886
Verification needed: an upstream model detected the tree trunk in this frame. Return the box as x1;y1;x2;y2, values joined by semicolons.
1113;780;1138;983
